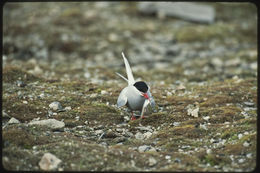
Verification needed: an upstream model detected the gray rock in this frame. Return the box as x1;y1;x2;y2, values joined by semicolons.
49;101;63;111
39;153;62;171
135;132;144;140
138;145;151;152
148;157;157;166
2;111;11;118
29;119;65;130
243;102;254;107
8;117;20;124
16;80;26;87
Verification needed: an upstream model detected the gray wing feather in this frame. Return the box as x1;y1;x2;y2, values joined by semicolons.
117;87;128;107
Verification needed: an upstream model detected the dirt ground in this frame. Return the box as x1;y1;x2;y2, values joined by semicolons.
2;2;257;171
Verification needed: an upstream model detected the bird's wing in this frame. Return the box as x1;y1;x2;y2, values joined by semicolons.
117;87;128;107
122;52;135;86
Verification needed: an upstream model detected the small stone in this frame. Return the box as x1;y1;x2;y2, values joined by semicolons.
246;153;252;158
105;129;118;138
173;122;180;126
243;102;254;107
165;155;171;160
206;149;212;154
8;117;20;124
23;100;28;104
39;153;61;171
49;101;62;111
138;145;150;152
203;116;210;121
238;133;243;139
39;93;45;98
95;130;104;135
238;158;245;163
64;106;71;111
29;119;65;130
135;132;144;140
243;141;250;147
143;131;153;139
16;80;26;87
187;105;199;117
148;157;157;166
101;90;108;95
2;111;11;118
174;158;181;163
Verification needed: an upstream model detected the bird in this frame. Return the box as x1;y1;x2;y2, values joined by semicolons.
116;52;155;120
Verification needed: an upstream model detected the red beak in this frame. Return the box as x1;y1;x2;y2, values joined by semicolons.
142;93;150;100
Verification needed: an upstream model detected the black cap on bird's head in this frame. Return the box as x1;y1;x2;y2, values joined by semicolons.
134;81;148;93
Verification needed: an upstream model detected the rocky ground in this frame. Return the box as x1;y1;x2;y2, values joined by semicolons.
2;2;257;171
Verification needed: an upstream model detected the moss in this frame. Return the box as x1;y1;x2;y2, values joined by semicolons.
175;23;235;43
3;125;52;149
3;65;42;83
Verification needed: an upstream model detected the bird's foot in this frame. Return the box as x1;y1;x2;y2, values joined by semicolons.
131;116;137;120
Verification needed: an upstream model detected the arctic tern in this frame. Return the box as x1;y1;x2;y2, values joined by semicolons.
116;52;155;120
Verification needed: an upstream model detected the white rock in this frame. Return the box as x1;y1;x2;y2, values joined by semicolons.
165;155;171;160
23;100;28;104
138;145;150;152
135;132;144;140
203;116;210;121
39;153;61;171
238;158;245;163
49;101;62;111
143;132;153;139
243;141;250;147
64;106;71;111
187;105;199;117
238;133;243;139
95;130;104;135
206;149;212;154
246;153;252;158
101;90;108;95
148;157;157;166
8;117;20;124
29;119;65;130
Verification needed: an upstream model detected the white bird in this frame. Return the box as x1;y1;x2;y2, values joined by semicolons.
116;52;155;120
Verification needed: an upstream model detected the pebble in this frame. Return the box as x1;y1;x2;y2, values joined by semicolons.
206;149;212;154
49;101;63;111
23;100;28;104
173;122;180;126
246;153;252;158
148;157;157;166
243;141;250;147
135;132;144;140
138;145;150;152
143;131;153;139
187;105;199;118
16;80;26;87
243;102;254;107
101;90;108;95
29;119;65;130
238;158;245;163
95;130;104;135
2;111;11;118
8;117;20;124
238;133;243;139
203;116;210;121
39;153;62;171
165;155;171;160
64;106;71;111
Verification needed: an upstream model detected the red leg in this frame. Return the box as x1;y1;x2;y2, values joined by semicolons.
131;112;136;120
